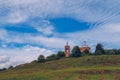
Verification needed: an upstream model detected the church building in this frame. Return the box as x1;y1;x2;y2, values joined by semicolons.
80;41;91;53
64;41;91;57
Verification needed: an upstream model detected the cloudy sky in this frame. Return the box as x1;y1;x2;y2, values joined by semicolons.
0;0;120;68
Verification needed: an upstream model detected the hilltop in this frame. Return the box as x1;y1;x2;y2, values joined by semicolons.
0;55;120;80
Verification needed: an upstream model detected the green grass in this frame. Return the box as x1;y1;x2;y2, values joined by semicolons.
0;55;120;80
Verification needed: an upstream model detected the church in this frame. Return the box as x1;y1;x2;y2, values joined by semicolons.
64;41;91;57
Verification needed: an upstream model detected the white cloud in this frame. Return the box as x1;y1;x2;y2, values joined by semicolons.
0;28;74;48
7;11;27;24
0;0;120;24
0;0;65;24
0;29;8;39
0;22;120;50
0;45;53;68
0;0;120;38
1;44;7;48
30;19;55;35
36;25;54;35
0;56;10;64
64;23;120;50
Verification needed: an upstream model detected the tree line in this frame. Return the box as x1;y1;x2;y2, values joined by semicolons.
37;43;120;63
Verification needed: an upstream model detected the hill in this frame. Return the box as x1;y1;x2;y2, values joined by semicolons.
0;55;120;80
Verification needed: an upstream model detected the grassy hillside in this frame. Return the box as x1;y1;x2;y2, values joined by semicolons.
0;55;120;80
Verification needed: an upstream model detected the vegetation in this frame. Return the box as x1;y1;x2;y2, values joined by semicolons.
0;68;7;72
71;46;82;57
46;54;59;61
106;49;120;55
57;51;65;58
95;43;105;55
1;43;120;80
45;51;65;62
37;43;120;63
1;55;120;80
37;55;46;63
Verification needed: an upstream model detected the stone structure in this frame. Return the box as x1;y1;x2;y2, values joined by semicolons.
80;46;91;53
64;42;70;57
64;41;91;57
80;41;91;53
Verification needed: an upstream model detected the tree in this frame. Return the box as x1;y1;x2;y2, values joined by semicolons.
37;55;46;63
104;49;120;55
0;68;7;71
8;66;13;69
95;43;105;55
31;60;37;63
46;54;59;61
114;49;120;55
105;49;116;55
71;46;82;57
57;51;65;58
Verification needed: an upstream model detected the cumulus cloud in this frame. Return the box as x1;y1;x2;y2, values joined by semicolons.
0;56;10;64
0;45;53;68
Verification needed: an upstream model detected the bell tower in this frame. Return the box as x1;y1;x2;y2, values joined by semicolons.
64;42;70;57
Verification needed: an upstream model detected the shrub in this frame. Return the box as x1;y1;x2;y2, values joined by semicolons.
37;55;46;63
95;43;105;55
71;46;82;57
46;54;59;61
57;51;65;58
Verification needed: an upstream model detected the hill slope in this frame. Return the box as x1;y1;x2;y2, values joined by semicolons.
0;55;120;80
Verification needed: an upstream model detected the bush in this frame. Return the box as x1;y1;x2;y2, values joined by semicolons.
8;66;13;69
46;54;59;61
57;51;65;58
37;55;46;63
71;46;82;57
114;49;120;55
0;68;7;71
87;58;91;62
105;49;116;55
31;60;37;63
95;43;105;55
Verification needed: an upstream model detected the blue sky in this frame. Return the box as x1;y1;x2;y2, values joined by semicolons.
0;0;120;68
